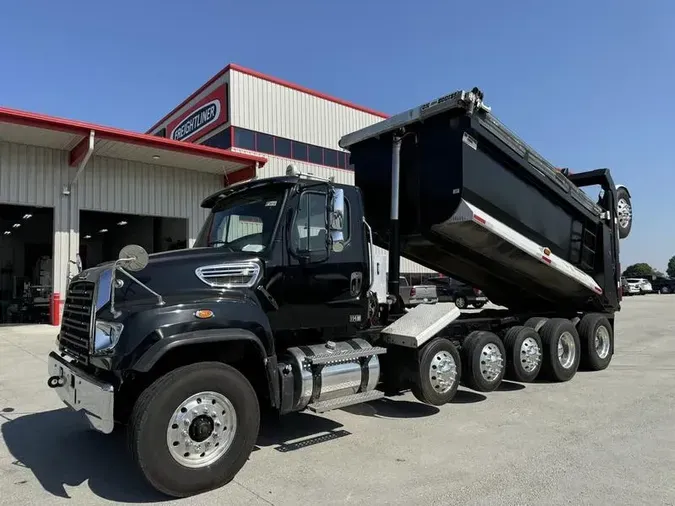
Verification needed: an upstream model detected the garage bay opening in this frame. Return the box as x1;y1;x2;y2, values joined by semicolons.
0;204;54;324
79;211;188;270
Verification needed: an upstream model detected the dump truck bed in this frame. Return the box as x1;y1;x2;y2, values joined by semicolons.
340;89;620;313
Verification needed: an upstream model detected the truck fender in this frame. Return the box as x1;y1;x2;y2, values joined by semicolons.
132;328;269;373
615;184;630;197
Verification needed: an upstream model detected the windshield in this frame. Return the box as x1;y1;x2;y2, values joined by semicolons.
194;185;286;253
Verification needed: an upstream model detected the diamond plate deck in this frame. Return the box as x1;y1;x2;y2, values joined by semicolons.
380;303;461;348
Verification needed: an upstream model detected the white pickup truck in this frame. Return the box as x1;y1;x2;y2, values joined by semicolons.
398;276;438;307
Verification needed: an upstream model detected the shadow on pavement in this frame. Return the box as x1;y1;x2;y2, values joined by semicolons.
497;380;525;392
341;397;440;418
451;389;487;404
1;408;166;503
255;410;347;452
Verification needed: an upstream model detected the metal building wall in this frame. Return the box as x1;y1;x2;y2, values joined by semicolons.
0;140;223;301
229;70;386;150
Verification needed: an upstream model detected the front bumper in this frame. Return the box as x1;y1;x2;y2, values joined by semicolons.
47;350;115;434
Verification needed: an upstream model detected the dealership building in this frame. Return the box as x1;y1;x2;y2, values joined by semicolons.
0;64;431;324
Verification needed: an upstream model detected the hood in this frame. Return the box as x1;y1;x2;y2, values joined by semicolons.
77;247;265;310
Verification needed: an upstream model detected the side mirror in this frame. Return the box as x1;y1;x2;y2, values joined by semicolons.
328;188;345;253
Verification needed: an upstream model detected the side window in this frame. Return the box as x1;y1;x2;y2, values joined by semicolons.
293;192;327;252
292;191;352;253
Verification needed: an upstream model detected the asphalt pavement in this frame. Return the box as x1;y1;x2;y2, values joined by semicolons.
1;295;674;506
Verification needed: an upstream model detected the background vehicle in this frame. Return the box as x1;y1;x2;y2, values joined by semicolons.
650;276;675;294
427;276;488;308
626;278;651;294
47;87;632;498
398;276;438;306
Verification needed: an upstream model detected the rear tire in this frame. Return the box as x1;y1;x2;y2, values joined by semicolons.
411;337;461;405
578;314;613;371
538;319;580;382
524;316;548;333
472;302;486;309
461;331;506;392
128;362;260;498
503;326;543;382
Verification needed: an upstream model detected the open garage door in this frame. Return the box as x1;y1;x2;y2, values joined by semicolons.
0;204;54;324
79;211;187;270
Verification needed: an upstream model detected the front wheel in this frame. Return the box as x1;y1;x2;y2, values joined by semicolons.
128;362;260;498
454;296;467;309
411;337;461;405
472;302;486;309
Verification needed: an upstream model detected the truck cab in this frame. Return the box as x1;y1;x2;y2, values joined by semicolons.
192;172;373;336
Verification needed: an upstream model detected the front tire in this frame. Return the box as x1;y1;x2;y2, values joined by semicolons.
454;296;467;309
472;302;486;309
411;337;461;405
538;319;581;382
128;362;260;498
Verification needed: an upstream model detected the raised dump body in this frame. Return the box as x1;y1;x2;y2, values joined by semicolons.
339;88;622;314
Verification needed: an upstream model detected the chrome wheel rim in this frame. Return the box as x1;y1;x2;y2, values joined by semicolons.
479;343;504;382
557;332;576;369
617;198;632;228
455;297;466;309
520;337;541;373
594;326;611;359
429;350;458;394
166;391;237;468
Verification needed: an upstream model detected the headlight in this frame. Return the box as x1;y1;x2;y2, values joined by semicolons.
195;260;262;288
94;320;124;354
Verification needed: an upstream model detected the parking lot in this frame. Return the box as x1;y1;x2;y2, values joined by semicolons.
1;295;674;506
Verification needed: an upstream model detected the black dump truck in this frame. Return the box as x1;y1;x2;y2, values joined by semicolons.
47;88;633;498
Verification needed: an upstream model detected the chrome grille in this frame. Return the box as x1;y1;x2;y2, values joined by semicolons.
59;280;95;363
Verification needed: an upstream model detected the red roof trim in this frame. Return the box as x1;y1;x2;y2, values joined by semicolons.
146;63;390;133
0;106;267;167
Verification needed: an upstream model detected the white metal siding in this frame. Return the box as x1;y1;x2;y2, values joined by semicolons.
229;70;385;150
232;148;432;274
0;140;223;299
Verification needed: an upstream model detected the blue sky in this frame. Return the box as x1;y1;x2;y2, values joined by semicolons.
1;0;672;270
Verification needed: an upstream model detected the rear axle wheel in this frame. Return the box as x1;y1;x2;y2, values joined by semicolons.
411;337;461;406
538;319;580;382
461;331;506;392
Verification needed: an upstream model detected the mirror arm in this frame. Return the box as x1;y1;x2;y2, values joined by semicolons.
109;258;165;319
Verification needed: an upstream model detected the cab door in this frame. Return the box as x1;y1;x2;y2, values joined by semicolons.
284;187;368;332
